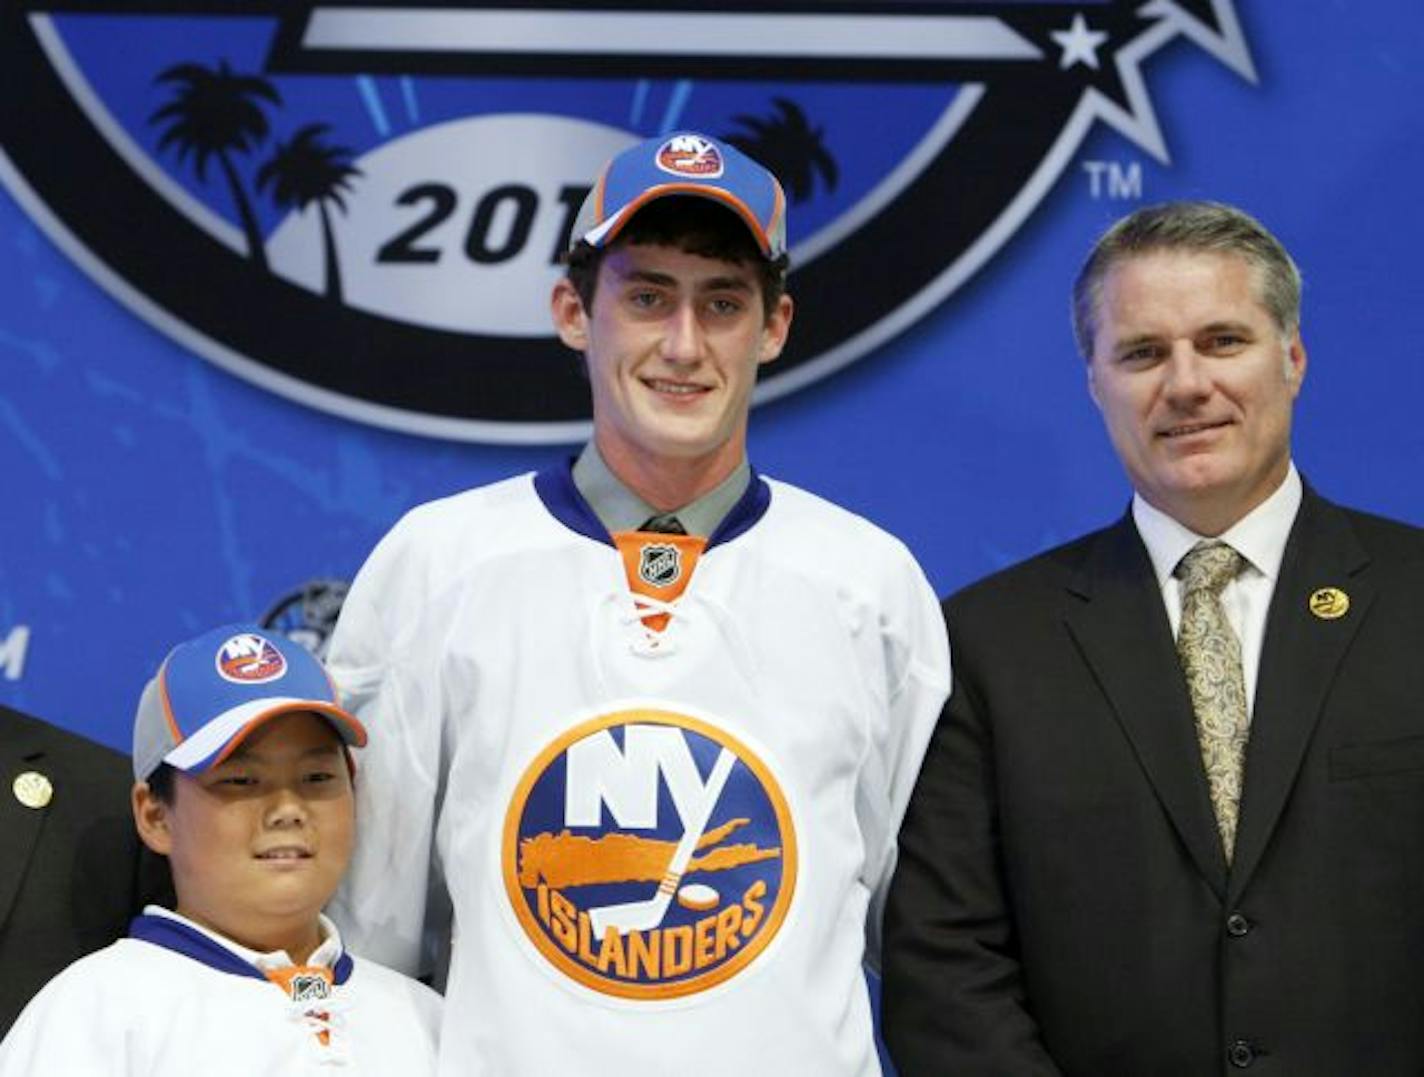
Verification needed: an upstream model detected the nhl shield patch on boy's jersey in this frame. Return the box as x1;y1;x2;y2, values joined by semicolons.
502;706;796;1000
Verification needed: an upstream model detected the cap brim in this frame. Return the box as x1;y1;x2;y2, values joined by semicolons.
581;183;779;259
163;699;367;773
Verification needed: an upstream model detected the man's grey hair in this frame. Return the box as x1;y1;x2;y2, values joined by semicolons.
1071;200;1303;359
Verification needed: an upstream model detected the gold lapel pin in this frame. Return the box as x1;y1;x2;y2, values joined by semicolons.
1308;587;1350;620
13;770;54;810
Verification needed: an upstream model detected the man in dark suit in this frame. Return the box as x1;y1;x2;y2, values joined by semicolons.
0;702;172;1032
882;201;1424;1075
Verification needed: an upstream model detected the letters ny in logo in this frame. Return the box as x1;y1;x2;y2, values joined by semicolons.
214;632;287;684
657;134;724;178
503;708;796;999
0;2;1252;441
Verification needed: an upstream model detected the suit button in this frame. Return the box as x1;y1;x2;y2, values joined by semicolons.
1226;912;1251;937
1228;1040;1256;1068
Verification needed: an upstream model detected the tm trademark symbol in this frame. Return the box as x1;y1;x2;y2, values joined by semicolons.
1083;160;1143;201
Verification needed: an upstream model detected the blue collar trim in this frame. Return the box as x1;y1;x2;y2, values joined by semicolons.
534;458;608;544
533;459;771;550
129;914;353;985
709;469;771;547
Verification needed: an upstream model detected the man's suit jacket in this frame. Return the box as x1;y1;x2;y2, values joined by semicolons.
0;704;172;1033
882;489;1424;1076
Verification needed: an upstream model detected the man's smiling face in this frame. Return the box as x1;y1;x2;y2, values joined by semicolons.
553;241;791;489
1087;249;1306;535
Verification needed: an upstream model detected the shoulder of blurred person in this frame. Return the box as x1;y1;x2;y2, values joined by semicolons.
0;702;173;1034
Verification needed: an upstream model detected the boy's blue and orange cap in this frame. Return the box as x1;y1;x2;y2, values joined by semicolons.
132;623;366;780
569;131;787;261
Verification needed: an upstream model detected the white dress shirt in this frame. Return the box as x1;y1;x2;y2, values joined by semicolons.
1132;465;1303;718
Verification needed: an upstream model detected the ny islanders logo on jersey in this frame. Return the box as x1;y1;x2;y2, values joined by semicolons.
503;707;796;999
0;3;1253;442
214;632;287;684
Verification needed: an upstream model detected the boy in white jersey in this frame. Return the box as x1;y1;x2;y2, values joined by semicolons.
0;624;441;1076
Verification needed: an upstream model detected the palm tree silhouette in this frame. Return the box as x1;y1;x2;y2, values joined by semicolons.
151;61;281;271
723;98;838;204
257;124;362;303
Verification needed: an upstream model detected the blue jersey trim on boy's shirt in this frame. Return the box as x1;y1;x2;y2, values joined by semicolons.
533;459;772;549
129;913;354;984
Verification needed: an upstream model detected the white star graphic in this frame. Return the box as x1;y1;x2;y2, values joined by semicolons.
1051;13;1110;71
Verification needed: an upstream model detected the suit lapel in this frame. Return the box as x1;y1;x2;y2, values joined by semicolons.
0;733;51;931
1064;515;1229;897
1228;491;1372;901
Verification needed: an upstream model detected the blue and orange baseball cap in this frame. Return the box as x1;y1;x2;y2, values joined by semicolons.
569;131;787;261
132;623;366;780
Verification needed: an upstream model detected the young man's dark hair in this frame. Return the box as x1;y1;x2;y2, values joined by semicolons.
564;196;789;319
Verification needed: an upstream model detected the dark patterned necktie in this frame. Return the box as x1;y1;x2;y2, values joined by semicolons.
639;514;686;535
1174;541;1249;863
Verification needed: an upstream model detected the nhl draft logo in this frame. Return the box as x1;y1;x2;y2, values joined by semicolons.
657;134;724;178
638;543;682;589
0;3;1253;442
503;707;796;1000
261;577;350;660
214;632;287;684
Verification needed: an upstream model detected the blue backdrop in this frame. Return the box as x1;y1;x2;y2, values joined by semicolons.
3;2;1421;753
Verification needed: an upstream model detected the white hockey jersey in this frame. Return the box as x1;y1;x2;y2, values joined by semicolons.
327;466;950;1076
0;909;441;1075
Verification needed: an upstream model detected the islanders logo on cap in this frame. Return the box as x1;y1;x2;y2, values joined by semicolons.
503;707;796;1000
655;134;724;179
214;632;288;684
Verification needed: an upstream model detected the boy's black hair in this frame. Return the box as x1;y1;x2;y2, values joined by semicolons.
145;762;177;805
143;740;357;806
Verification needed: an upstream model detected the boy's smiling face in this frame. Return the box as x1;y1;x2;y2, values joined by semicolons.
135;711;355;964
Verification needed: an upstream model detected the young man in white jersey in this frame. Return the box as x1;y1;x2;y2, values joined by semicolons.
327;131;950;1076
0;624;441;1075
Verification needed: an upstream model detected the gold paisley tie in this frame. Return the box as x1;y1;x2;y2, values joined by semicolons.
1175;541;1248;863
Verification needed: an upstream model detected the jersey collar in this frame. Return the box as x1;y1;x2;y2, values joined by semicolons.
129;908;354;985
534;458;770;550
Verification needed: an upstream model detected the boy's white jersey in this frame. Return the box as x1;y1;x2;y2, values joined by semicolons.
327;467;950;1076
0;911;441;1076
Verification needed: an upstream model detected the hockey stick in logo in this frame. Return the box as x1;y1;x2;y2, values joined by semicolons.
588;747;736;940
